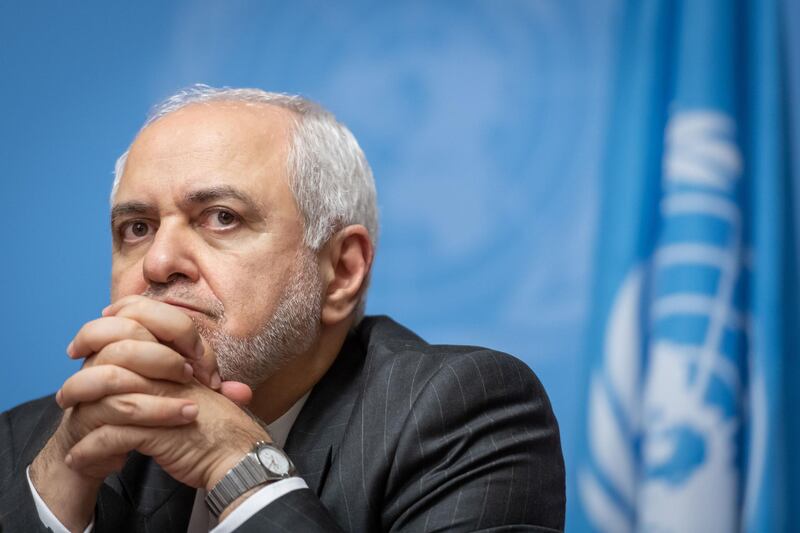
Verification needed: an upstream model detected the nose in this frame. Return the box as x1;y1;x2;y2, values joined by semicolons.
142;220;200;285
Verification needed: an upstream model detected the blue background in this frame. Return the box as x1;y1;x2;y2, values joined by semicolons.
1;1;797;527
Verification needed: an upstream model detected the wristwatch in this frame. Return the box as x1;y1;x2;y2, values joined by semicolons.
205;441;296;517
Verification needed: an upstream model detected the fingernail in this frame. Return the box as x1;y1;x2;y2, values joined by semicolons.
66;341;74;357
184;363;194;380
194;338;205;360
64;454;73;466
181;404;199;420
210;371;221;390
56;389;63;407
101;304;112;316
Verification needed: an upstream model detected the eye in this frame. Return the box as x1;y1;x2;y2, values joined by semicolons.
203;208;240;230
119;220;153;243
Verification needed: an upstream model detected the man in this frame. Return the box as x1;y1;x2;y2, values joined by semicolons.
0;86;565;532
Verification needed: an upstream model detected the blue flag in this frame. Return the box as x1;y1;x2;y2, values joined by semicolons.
574;0;797;531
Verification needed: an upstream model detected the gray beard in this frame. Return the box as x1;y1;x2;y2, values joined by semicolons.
198;250;323;389
145;250;323;390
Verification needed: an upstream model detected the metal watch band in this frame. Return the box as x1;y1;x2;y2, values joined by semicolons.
205;441;295;518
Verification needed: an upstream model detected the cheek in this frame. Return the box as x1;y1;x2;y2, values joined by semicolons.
211;260;291;335
110;258;146;301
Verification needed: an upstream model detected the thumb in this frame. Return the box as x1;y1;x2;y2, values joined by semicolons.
219;381;253;406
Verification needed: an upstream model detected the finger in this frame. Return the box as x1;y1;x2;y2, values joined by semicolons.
82;393;199;427
219;381;253;406
105;296;221;390
87;339;194;383
66;425;154;472
68;317;158;359
102;294;157;317
58;365;161;409
190;336;221;391
66;452;128;481
105;296;204;361
102;294;150;317
67;425;185;475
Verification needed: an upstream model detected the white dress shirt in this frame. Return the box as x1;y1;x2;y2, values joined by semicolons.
28;393;310;533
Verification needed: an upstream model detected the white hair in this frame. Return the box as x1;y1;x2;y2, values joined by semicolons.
111;84;379;252
111;85;379;320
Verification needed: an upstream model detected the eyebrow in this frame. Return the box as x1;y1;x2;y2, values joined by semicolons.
110;185;265;227
110;201;153;226
182;185;263;216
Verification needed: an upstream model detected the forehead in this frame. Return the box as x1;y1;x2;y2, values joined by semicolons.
115;101;296;208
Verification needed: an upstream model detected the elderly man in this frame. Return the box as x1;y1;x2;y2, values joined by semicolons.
0;86;565;532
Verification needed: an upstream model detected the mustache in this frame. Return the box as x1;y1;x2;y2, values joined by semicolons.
142;284;225;320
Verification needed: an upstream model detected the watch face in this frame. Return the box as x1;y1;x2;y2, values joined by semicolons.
257;446;292;476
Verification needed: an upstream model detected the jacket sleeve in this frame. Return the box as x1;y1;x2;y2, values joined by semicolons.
382;350;565;531
231;488;344;532
0;397;62;533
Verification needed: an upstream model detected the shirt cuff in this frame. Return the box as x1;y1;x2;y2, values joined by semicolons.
26;465;95;533
211;477;308;533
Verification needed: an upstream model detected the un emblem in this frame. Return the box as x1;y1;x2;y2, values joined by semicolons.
580;111;766;532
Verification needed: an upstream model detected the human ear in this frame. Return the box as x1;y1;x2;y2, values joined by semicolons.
319;225;374;326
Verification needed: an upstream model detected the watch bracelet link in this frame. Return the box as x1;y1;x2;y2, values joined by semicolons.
205;441;290;517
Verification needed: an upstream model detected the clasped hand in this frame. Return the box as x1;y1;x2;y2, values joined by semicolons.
33;296;268;509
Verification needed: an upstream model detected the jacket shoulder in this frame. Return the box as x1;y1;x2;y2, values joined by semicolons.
352;316;565;529
0;395;60;478
2;395;58;425
357;315;548;399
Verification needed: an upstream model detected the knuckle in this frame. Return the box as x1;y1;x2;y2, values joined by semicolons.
131;299;149;315
117;296;141;311
102;424;126;448
105;340;126;361
117;295;139;307
95;426;114;448
116;338;138;357
104;366;124;393
120;316;154;343
111;396;138;419
121;318;142;338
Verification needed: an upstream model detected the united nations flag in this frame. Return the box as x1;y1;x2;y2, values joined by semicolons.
574;0;798;531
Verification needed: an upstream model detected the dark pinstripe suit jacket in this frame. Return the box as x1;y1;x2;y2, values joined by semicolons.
0;316;565;532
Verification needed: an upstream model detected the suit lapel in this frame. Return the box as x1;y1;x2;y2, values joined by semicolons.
104;451;195;531
116;452;193;514
284;329;366;495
